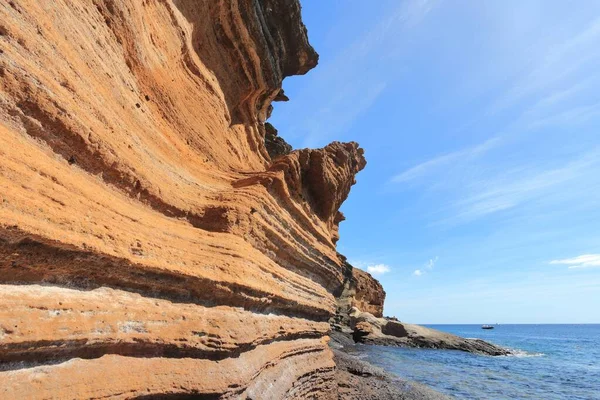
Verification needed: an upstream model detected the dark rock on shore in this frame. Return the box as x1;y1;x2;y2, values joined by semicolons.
350;309;511;356
331;259;509;357
331;332;452;400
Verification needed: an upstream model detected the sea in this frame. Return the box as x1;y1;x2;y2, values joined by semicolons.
354;324;600;399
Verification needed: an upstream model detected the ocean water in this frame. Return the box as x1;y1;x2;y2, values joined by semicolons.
354;324;600;399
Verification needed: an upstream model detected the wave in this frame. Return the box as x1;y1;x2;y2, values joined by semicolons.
503;348;545;358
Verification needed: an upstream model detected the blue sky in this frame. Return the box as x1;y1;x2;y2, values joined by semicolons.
270;0;600;324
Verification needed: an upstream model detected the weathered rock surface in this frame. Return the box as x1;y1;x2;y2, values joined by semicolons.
350;268;386;317
333;259;386;329
349;310;511;356
0;1;363;398
264;122;292;159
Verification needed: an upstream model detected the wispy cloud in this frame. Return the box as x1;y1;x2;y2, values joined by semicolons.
527;101;600;130
274;0;440;147
491;17;600;113
439;149;600;225
391;137;500;183
367;264;391;275
522;75;600;120
550;254;600;269
392;115;600;228
386;6;600;231
426;256;438;269
413;257;438;277
324;2;600;324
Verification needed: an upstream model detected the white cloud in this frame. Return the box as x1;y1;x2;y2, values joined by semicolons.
367;264;391;275
527;101;600;130
412;257;438;277
426;256;439;270
387;7;600;230
521;75;600;121
550;254;600;269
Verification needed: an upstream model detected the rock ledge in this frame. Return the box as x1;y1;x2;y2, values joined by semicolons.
349;309;511;356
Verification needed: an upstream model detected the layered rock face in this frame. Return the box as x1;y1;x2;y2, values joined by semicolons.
349;268;386;317
0;1;365;398
333;259;386;328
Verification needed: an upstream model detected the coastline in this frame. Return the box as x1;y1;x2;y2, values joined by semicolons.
331;331;452;399
1;1;597;399
345;324;600;399
331;264;511;398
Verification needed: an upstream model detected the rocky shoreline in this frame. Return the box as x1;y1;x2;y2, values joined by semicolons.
330;258;510;397
331;321;512;399
347;309;511;356
331;331;452;400
333;261;510;357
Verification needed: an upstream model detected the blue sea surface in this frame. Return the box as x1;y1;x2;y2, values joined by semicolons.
353;324;600;399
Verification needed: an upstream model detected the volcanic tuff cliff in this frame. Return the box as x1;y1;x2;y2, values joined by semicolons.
333;258;386;328
0;1;371;399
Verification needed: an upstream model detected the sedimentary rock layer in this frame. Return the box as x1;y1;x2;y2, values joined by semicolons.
0;285;330;366
2;339;335;399
348;268;385;317
334;259;386;325
0;1;364;398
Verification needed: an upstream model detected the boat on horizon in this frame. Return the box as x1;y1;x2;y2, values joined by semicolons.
481;325;494;330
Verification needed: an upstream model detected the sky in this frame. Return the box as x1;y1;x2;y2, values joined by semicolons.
270;0;600;324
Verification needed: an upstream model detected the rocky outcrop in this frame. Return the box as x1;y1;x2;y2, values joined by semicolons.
349;310;511;356
264;122;292;159
351;268;386;317
333;259;386;329
174;0;318;124
330;261;508;358
0;1;362;398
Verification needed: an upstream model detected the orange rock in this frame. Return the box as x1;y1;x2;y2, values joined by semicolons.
334;259;386;324
0;0;366;398
351;268;386;318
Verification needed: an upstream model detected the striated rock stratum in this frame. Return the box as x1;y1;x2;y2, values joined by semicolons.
333;257;386;328
0;1;366;398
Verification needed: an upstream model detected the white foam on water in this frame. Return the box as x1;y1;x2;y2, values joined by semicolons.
503;348;545;358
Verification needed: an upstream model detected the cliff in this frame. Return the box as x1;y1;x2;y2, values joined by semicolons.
349;267;386;317
0;1;365;398
333;258;385;329
331;263;509;357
